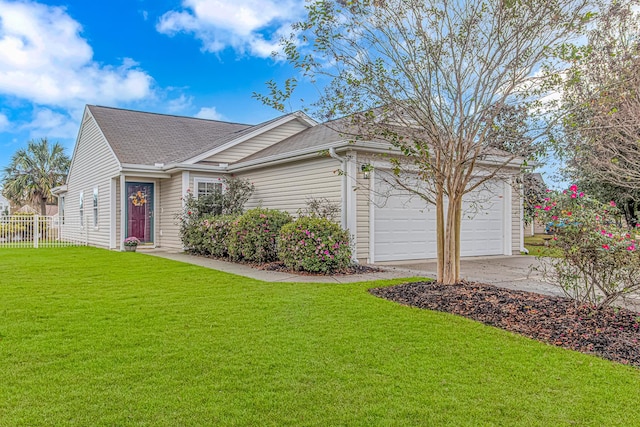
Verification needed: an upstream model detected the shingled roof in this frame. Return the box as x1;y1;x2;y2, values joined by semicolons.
237;119;350;163
88;105;254;165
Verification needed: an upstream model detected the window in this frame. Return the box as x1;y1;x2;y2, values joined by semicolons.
79;191;84;227
194;178;223;199
60;195;65;225
93;187;99;228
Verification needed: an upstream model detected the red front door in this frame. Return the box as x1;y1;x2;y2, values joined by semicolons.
126;182;154;244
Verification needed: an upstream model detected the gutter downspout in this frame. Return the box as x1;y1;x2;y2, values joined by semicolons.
329;148;348;230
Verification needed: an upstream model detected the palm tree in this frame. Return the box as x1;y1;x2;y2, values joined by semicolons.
1;138;71;215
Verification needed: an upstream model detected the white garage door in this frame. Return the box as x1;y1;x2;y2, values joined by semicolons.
373;176;506;262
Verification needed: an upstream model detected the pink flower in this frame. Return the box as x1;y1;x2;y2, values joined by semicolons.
602;244;610;250
566;211;572;216
544;206;552;211
610;201;616;207
579;192;584;197
534;205;542;209
563;190;567;194
595;215;600;220
627;245;636;251
544;198;550;202
569;184;578;192
552;216;558;220
571;193;577;199
546;189;552;193
600;230;606;235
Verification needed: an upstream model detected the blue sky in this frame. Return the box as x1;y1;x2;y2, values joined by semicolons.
0;0;314;168
0;0;563;188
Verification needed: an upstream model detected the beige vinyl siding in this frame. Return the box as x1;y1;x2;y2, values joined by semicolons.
158;174;184;249
64;112;120;248
200;120;309;164
512;180;522;253
237;157;342;216
355;172;371;262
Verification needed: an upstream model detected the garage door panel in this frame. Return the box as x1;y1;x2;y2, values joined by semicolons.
374;176;505;261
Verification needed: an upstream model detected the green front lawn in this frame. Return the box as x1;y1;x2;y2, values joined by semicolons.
1;248;639;426
524;234;563;257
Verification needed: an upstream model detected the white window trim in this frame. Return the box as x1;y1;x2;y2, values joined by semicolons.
60;195;65;225
193;177;224;199
79;191;84;228
93;187;99;230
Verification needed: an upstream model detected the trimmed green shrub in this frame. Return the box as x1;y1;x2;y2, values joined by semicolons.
177;177;254;251
278;217;352;273
228;208;292;263
202;215;237;257
182;214;238;257
181;214;211;255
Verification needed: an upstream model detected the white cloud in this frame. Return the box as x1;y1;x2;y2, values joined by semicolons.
23;108;79;139
166;94;194;113
195;106;223;120
157;0;304;57
0;113;9;131
0;1;154;109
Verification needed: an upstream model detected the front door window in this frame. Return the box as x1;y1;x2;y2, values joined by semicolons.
126;182;154;244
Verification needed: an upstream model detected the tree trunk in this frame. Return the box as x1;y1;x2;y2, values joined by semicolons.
438;195;462;285
436;188;445;281
39;197;47;216
441;194;462;285
453;196;462;280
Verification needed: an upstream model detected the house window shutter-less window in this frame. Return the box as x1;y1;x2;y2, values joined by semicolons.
196;180;223;198
60;195;65;225
93;187;99;228
79;191;84;227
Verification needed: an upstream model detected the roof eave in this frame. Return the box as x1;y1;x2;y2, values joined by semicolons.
51;185;68;196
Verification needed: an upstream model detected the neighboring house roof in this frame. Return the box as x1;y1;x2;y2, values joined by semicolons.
15;205;59;216
87;105;253;165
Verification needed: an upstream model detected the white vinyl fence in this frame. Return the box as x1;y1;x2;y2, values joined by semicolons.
0;215;88;248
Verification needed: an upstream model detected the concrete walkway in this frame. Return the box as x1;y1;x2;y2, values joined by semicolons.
144;250;552;292
144;250;426;283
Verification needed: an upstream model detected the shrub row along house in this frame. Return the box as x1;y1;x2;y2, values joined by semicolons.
52;105;524;263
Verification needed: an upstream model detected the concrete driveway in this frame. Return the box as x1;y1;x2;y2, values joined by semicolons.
382;255;640;310
380;255;564;297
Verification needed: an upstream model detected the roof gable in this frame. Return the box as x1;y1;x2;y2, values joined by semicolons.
87;105;252;166
235;120;346;164
184;112;316;165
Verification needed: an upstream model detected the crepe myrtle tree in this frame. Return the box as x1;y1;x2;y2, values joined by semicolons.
256;0;607;284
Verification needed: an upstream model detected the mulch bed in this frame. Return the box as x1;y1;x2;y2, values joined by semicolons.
370;281;640;367
257;261;381;276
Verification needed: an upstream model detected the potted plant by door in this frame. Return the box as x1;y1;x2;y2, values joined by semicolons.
123;237;141;252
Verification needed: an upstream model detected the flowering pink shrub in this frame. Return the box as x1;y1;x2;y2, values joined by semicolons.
535;185;640;308
228;208;292;263
278;217;352;273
